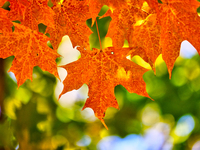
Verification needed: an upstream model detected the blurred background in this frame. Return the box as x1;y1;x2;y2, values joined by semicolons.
1;2;200;150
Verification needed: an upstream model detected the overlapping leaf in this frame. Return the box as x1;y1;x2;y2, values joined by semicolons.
157;0;200;76
86;0;127;24
106;0;200;77
130;14;161;70
0;8;12;33
8;0;55;30
106;1;148;48
46;0;92;50
107;1;159;70
0;0;6;6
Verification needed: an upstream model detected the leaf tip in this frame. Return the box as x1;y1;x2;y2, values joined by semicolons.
149;97;154;101
100;118;108;130
58;93;62;101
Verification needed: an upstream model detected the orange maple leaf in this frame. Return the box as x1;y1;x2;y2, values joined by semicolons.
157;0;200;76
59;47;150;128
86;0;127;25
8;0;55;30
0;0;7;6
130;14;161;70
0;8;13;33
0;0;59;86
0;23;59;86
46;0;92;50
106;1;148;48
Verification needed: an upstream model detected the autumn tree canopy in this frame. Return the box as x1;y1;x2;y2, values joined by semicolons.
1;0;200;128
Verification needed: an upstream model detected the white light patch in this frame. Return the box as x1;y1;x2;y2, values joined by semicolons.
174;115;195;137
8;72;17;83
57;67;67;82
55;35;89;107
57;35;80;66
126;55;131;60
58;89;80;107
55;82;89;108
81;108;97;122
192;140;200;150
76;135;91;147
180;40;197;58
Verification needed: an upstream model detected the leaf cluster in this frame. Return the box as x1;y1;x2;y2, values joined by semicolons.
1;0;200;127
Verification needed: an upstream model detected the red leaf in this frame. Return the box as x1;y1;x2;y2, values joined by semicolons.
60;47;150;126
0;23;59;86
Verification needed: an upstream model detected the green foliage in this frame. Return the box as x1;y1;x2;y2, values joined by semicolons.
1;52;200;149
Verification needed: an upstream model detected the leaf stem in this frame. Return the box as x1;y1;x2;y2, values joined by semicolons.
95;19;102;50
